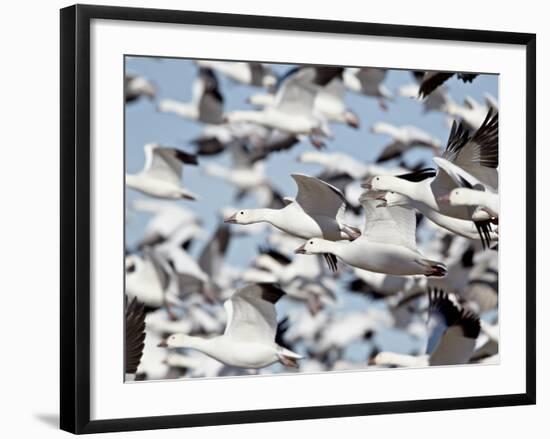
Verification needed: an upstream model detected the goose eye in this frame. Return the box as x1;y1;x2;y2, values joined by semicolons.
376;177;380;181
240;211;244;215
310;241;313;244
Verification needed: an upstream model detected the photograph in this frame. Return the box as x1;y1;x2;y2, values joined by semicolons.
123;57;499;382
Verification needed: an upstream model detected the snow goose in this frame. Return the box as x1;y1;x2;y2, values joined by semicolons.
343;68;392;108
224;67;338;148
247;74;359;129
417;71;478;98
445;94;498;131
366;110;498;246
125;297;146;380
370;122;441;163
197;60;277;88
159;284;303;369
157;67;224;124
125;73;156;103
373;288;481;367
224;173;361;271
126;144;199;200
295;193;448;277
131;199;203;249
397;71;453;114
125;250;169;309
297;151;370;180
315;308;394;355
377;190;499;245
440;183;499;220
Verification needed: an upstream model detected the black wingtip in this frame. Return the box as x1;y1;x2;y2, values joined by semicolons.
428;288;481;339
323;253;338;273
257;283;286;304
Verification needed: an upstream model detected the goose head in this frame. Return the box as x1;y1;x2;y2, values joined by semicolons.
158;333;193;349
295;238;325;255
224;209;258;225
344;111;360;129
362;175;398;192
442;188;468;206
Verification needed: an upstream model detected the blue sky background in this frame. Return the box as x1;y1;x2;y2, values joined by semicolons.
125;56;498;364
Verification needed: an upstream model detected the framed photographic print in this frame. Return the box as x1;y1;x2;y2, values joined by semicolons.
60;4;536;434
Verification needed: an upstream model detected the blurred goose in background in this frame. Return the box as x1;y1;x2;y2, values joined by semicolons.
370;122;441;163
373;288;481;367
125;249;169;310
397;71;453;114
197;60;277;88
126;144;199;200
316;308;394;355
367;110;498;246
157;67;224;124
125;297;146;381
248;73;360;129
225;173;361;271
225;67;341;148
131;199;204;249
159;284;303;369
343;68;392;109
417;71;479;98
445;94;498;130
296;194;447;277
125;73;156;103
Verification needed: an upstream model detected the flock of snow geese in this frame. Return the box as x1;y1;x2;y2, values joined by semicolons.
124;61;499;381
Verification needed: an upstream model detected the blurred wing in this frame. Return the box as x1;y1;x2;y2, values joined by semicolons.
275;68;318;114
427;289;481;365
143;145;197;185
223;284;285;343
292;173;347;217
419;72;454;97
356;68;387;89
125;297;146;374
359;195;417;250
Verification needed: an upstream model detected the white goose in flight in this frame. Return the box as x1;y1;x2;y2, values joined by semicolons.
126;144;198;200
343;67;392;109
159;284;303;369
125;73;156;103
372;288;481;367
370;122;441;163
295;193;447;277
367;109;498;246
197;60;277;88
224;67;340;148
377;190;499;244
224;173;361;271
157;67;224;124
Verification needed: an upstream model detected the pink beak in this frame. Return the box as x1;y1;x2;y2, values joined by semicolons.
294;243;307;254
224;212;238;223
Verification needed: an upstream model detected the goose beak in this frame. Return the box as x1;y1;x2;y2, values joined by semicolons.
157;340;168;348
224;212;238;224
222;115;229;124
294;243;307;254
345;113;360;129
361;181;373;190
437;194;450;203
375;195;387;208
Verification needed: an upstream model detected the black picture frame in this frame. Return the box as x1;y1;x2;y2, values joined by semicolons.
60;4;536;434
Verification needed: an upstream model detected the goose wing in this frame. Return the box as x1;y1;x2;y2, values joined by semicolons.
125;296;146;374
194;68;224;124
359;193;417;250
292;173;347;218
441;109;498;189
426;288;481;365
274;67;320;115
143;144;198;185
223;283;285;343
